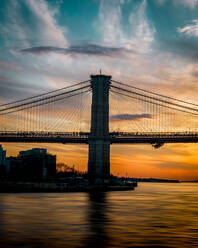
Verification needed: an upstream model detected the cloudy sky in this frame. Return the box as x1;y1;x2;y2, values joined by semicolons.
1;0;198;180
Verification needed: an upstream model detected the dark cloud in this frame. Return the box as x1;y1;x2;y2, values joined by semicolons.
154;161;198;171
159;39;198;61
192;69;198;78
0;61;22;71
110;113;152;122
0;77;47;102
20;44;136;57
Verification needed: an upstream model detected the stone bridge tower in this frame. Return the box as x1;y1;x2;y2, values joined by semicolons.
88;75;111;184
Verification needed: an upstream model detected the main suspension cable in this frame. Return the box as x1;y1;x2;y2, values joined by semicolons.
110;89;198;116
111;84;198;113
0;88;91;115
0;85;90;113
111;79;198;108
0;79;90;108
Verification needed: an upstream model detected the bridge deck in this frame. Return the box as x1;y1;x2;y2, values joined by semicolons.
0;132;198;144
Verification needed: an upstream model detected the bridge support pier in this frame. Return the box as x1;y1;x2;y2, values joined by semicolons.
88;75;111;185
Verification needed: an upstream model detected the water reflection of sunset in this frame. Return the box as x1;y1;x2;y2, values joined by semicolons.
1;183;198;247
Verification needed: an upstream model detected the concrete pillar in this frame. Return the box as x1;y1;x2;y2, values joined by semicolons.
88;75;111;184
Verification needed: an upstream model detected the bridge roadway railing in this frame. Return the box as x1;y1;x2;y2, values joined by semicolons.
0;131;198;144
110;132;198;138
0;131;89;143
0;131;89;138
110;132;198;145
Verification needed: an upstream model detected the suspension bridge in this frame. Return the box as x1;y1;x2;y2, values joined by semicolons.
1;74;198;183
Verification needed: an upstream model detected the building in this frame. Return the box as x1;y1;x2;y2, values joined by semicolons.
0;145;9;176
0;145;6;166
8;148;56;179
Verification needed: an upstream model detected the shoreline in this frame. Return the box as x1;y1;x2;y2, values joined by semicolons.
0;182;136;193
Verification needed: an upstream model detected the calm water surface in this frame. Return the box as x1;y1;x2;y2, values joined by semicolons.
0;183;198;248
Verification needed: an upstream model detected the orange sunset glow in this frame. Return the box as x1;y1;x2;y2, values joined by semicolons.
2;1;198;248
1;0;198;182
1;142;198;181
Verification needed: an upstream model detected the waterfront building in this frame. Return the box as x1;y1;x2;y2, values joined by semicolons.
8;148;56;179
0;145;9;176
0;145;6;166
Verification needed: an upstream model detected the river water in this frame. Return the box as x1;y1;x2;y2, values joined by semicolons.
0;183;198;248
